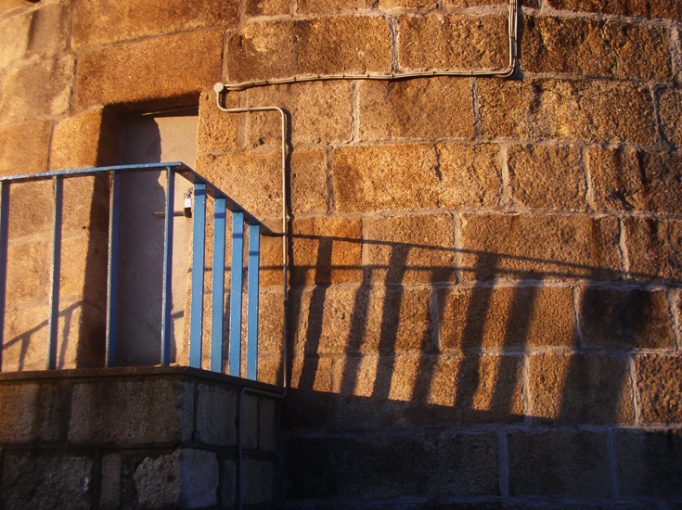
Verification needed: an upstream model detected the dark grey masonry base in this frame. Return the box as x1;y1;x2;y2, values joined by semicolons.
0;367;282;509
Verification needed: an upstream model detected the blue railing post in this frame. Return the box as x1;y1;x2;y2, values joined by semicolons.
105;172;120;367
229;211;244;377
0;181;9;370
211;198;227;372
246;223;260;380
189;183;207;368
160;167;175;366
47;176;63;369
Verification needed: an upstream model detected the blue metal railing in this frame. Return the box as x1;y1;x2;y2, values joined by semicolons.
0;162;270;380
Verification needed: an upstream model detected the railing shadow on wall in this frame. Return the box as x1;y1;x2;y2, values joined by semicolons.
273;232;682;503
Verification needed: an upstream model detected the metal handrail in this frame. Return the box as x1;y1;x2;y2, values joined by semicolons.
0;162;276;383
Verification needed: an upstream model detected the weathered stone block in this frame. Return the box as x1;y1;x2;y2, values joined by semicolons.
221;459;236;507
246;0;292;15
398;14;508;71
507;144;585;210
579;287;675;349
226;16;391;82
1;452;93;510
71;0;239;48
243;393;259;449
381;0;436;7
624;217;682;281
545;0;682;20
439;286;575;350
331;143;439;213
660;88;682;147
291;216;362;285
26;4;68;57
5;239;49;302
616;430;682;497
478;79;657;144
508;431;610;496
459;214;622;281
100;453;122;510
197;89;242;153
359;78;474;141
588;147;682;214
0;382;67;443
0;56;73;123
1;303;50;372
51;108;104;170
522;14;672;80
259;397;278;453
0;121;51;174
244;81;353;147
437;143;501;208
0;10;30;68
133;449;218;509
244;458;275;505
195;383;237;446
0;0;33;15
197;151;282;218
298;0;371;13
364;213;456;284
528;353;634;424
68;378;194;445
76;30;222;108
636;355;682;424
291;148;328;214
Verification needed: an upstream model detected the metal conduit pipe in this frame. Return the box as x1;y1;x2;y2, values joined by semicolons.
215;0;518;93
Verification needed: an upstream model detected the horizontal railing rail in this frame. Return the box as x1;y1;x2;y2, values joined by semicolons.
0;162;274;382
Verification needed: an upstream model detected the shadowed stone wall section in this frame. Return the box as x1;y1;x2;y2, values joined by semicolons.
0;367;281;509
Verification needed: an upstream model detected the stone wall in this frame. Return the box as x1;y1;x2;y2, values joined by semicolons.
0;367;281;509
0;0;681;508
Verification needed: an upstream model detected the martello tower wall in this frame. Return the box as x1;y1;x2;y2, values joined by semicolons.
0;0;681;508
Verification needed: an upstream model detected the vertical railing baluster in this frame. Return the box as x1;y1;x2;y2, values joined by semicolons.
228;211;244;377
105;172;120;367
160;168;175;366
0;181;9;370
246;223;260;380
189;183;206;368
47;176;63;369
211;198;227;372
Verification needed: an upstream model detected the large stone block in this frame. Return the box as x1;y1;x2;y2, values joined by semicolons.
331;143;439;213
478;79;657;144
545;0;681;20
291;216;362;285
0;120;51;174
244;80;353;148
76;30;222;108
459;214;622;281
616;430;682;497
635;355;682;424
71;0;239;48
226;16;391;82
50;108;104;170
0;0;33;15
197;89;242;154
439;285;575;350
26;4;68;57
133;449;218;509
522;14;672;80
507;144;585;211
660;88;682;147
195;383;237;446
363;213;456;284
5;239;49;303
588;147;682;214
287;432;499;499
291;148;328;214
100;453;121;510
0;56;73;124
528;353;634;424
245;0;292;15
243;458;275;505
358;78;474;141
197;151;282;218
0;10;30;68
624;217;682;281
381;0;436;7
398;14;508;71
68;378;194;445
1;303;50;372
507;431;610;497
578;287;675;349
436;143;501;208
0;382;67;443
1;452;93;510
